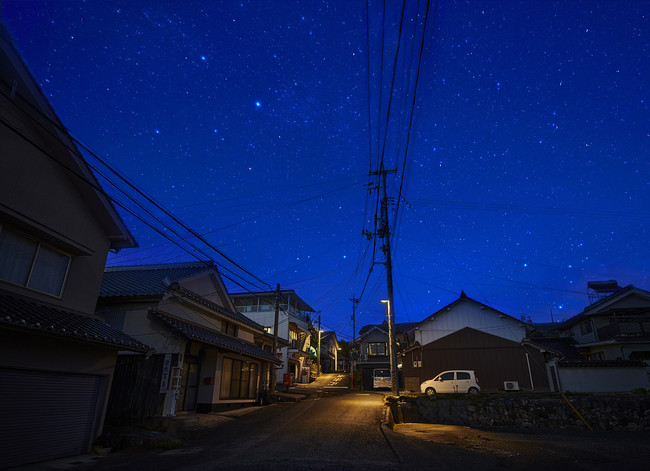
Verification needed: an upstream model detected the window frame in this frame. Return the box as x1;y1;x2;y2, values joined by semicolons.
0;225;71;298
367;342;387;357
219;357;259;400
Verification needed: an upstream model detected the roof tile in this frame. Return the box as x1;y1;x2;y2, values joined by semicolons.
150;310;280;364
0;289;149;351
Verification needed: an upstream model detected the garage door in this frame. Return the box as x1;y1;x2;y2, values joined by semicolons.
0;368;106;468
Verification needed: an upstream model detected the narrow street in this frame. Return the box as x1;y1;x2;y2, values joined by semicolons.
91;374;399;471
18;374;650;471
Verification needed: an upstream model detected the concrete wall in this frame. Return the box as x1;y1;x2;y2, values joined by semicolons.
555;365;649;393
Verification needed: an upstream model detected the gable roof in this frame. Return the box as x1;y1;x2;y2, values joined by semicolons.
166;282;265;331
99;262;216;298
357;321;418;338
149;310;280;364
0;289;148;352
0;20;136;251
416;291;530;331
560;284;650;329
99;262;264;331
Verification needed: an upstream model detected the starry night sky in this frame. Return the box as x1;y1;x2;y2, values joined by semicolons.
3;1;649;340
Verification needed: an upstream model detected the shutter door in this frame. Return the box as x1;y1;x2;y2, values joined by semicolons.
0;368;105;468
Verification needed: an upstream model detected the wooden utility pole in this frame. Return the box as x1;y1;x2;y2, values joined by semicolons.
270;283;280;392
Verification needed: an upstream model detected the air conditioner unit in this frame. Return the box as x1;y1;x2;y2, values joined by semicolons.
504;381;519;391
413;361;422;368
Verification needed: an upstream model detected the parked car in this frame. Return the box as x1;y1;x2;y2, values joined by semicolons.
420;370;480;395
373;368;391;389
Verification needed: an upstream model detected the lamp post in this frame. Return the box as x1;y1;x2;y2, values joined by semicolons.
317;329;322;376
380;299;398;395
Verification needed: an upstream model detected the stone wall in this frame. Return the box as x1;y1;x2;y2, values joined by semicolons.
407;395;650;431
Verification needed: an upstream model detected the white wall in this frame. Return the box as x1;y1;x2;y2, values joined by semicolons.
556;366;649;393
416;300;527;345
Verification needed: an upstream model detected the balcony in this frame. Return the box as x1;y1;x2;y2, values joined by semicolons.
597;319;650;342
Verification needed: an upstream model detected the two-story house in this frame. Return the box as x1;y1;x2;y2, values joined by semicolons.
354;320;417;390
0;20;147;468
96;262;281;417
319;331;340;373
230;290;315;385
401;292;548;392
544;281;650;392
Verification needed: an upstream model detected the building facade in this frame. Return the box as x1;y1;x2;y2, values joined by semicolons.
0;20;146;468
97;263;281;417
231;290;316;385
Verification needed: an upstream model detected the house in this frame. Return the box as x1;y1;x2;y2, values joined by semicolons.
400;292;549;393
0;20;148;468
230;290;315;385
319;331;339;373
535;281;650;392
354;320;418;390
96;262;282;417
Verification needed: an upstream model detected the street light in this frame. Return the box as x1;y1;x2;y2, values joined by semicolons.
317;329;322;376
380;299;398;395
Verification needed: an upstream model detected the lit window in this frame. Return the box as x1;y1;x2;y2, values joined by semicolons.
367;342;387;356
0;227;70;297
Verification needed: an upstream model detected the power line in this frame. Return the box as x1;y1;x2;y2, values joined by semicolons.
1;81;273;291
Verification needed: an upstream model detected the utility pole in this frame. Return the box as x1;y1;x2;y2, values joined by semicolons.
373;162;398;395
349;297;359;343
270;283;280;392
317;312;321;376
349;297;359;388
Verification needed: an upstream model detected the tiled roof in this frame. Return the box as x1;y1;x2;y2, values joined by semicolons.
358;321;418;337
559;284;646;328
168;282;264;331
524;337;581;360
0;289;149;352
100;262;215;298
149;310;281;364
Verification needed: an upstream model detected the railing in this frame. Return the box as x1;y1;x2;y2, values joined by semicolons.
597;320;650;341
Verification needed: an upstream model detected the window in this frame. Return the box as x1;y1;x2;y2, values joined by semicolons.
223;321;237;337
289;325;298;342
367;342;387;356
579;321;593;335
437;372;455;381
0;227;70;297
264;326;273;335
457;372;471;380
220;357;258;399
589;351;605;360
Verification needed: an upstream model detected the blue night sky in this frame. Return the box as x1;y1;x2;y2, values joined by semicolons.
3;1;649;340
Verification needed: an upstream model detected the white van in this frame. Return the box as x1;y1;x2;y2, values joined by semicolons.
420;370;480;395
372;368;391;389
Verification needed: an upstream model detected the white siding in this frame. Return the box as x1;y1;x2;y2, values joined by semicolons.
415;300;527;345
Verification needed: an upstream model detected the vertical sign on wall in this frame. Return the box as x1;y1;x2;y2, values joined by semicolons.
160;353;172;393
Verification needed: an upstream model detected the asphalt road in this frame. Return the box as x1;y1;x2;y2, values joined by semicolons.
92;376;397;471
19;374;650;471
